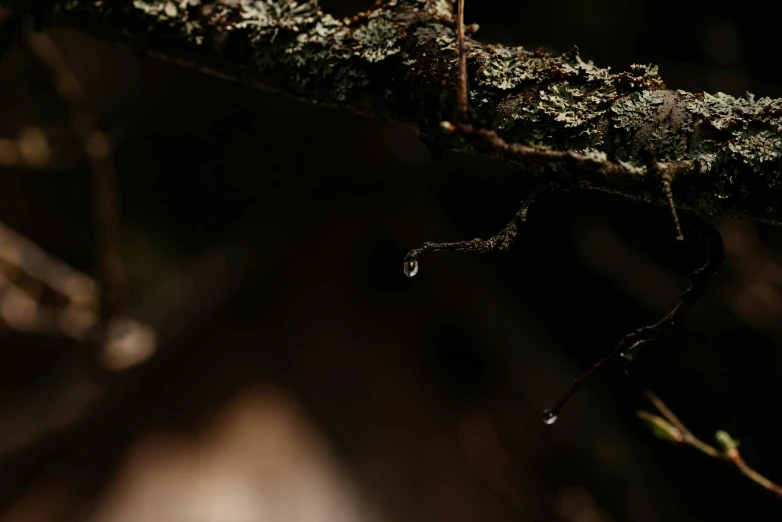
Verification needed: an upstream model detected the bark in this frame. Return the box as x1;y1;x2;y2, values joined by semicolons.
6;0;782;225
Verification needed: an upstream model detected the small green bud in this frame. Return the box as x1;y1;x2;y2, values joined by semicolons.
715;430;740;455
439;121;455;134
637;412;683;443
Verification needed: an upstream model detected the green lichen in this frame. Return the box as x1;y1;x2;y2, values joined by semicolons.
414;0;452;19
133;0;201;18
557;51;612;82
237;0;320;40
617;159;647;175
536;82;614;126
354;19;400;62
611;90;667;132
478;45;535;90
583;149;608;163
629;63;659;78
414;24;456;52
728;128;782;172
227;1;377;103
650;124;687;161
279;14;366;99
131;0;205;43
687;91;765;130
483;48;621;150
682;91;782;175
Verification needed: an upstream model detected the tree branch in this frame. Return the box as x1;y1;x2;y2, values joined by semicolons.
3;0;782;224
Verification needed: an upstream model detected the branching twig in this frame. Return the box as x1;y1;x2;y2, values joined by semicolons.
404;0;693;276
402;1;724;429
405;1;718;423
638;391;782;498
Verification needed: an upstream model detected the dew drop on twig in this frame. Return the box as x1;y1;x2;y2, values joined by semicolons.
403;255;419;278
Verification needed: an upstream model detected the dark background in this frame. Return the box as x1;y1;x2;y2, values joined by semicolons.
1;1;781;521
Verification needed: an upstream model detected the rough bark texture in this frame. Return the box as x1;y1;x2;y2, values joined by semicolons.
7;0;782;224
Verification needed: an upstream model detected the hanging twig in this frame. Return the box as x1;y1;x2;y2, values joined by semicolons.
542;217;724;422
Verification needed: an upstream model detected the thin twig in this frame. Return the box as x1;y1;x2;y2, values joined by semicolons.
441;122;694;187
455;0;468;123
541;217;724;421
640;391;782;497
519;183;546;223
644;145;684;241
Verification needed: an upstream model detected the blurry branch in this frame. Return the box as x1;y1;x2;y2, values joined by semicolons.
21;28;129;328
0;25;155;369
0;128;52;169
638;391;782;497
0;226;284;508
18;26;159;372
0;7;18;62
1;1;782;224
0;219;97;339
0;126;120;171
0;219;156;369
0;20;156;368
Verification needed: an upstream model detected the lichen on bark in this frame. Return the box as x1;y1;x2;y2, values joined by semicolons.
6;0;782;224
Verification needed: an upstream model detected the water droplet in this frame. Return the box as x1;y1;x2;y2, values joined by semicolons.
542;410;558;425
621;339;647;362
403;255;419;278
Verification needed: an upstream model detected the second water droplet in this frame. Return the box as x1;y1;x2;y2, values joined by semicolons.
542;410;558;425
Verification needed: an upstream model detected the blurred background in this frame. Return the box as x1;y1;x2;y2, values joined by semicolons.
1;0;782;521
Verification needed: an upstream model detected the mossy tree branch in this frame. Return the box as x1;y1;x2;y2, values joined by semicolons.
4;0;782;224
